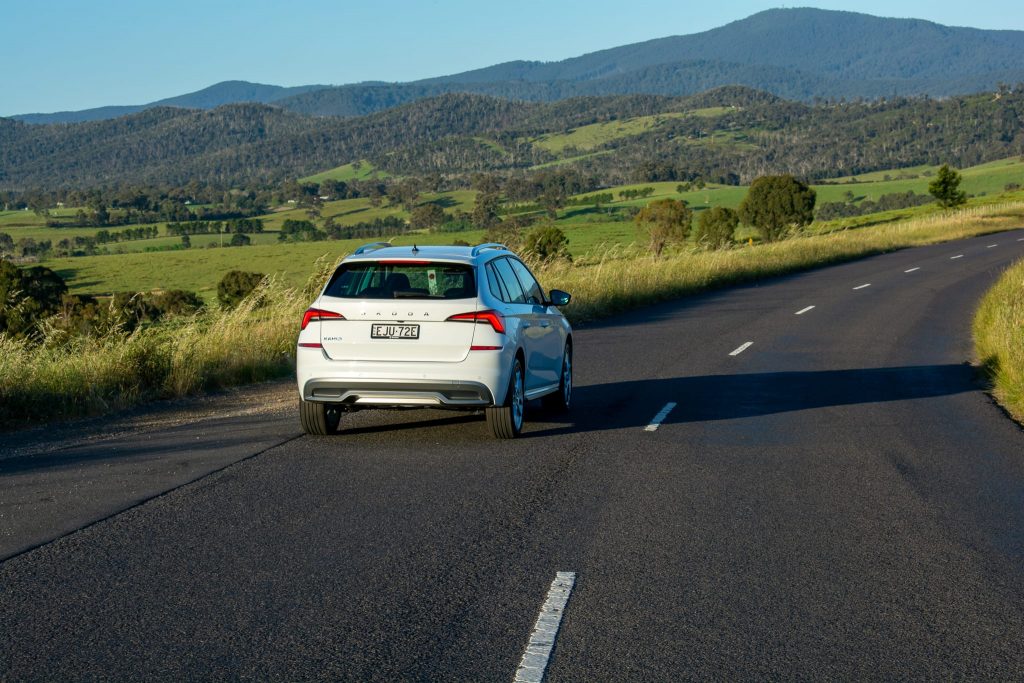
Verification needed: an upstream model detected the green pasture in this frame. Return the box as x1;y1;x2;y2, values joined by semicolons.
529;113;686;153
262;190;478;230
21;157;1024;298
526;108;737;155
0;207;82;228
820;157;1024;198
299;160;391;184
46;230;488;299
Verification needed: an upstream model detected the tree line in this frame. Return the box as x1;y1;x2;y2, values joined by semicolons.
4;88;1023;194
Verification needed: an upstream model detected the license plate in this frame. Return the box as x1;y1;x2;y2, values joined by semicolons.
371;324;420;339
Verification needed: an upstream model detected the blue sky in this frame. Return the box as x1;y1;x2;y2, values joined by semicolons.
1;0;1020;116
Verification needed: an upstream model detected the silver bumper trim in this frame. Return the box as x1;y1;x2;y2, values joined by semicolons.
303;379;494;407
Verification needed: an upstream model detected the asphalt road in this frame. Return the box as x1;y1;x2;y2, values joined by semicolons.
3;230;1024;681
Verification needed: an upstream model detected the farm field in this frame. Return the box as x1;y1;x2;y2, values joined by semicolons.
299;160;391;183
525;106;738;155
528;113;688;153
12;157;1024;298
46;230;486;298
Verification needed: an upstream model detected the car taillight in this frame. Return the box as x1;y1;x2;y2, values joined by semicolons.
446;309;506;334
301;308;344;330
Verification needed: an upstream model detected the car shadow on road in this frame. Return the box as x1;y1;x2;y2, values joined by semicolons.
525;363;981;437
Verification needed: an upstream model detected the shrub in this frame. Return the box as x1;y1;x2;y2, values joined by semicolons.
694;207;738;249
523;225;572;263
217;270;265;309
929;164;967;208
635;199;692;257
738;175;816;242
151;290;205;317
0;261;67;338
229;233;251;247
483;222;523;250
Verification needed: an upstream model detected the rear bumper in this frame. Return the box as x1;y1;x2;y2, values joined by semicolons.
302;379;494;408
296;346;509;408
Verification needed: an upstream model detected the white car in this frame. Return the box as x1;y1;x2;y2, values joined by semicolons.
296;242;573;438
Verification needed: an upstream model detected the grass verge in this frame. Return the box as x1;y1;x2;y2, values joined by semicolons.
3;203;1023;427
549;202;1024;323
974;256;1024;423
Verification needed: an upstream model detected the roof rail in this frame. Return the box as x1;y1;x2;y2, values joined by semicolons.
471;242;508;257
353;241;392;255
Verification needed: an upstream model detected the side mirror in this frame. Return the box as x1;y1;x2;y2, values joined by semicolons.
549;289;571;306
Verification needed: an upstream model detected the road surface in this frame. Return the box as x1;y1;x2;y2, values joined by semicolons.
2;230;1024;680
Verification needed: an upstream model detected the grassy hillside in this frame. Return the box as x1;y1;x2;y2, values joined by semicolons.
529;113;688;153
12;158;1022;298
299;160;390;184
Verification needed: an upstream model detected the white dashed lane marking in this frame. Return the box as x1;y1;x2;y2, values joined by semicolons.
644;402;677;432
905;267;920;273
853;283;871;290
988;244;999;248
514;572;576;683
795;306;815;315
729;342;754;356
951;254;964;260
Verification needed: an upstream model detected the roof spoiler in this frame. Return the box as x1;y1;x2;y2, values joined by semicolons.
353;241;392;255
471;243;508;257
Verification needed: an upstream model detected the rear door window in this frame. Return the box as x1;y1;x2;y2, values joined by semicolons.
491;258;527;304
485;263;510;302
509;259;545;305
324;262;475;299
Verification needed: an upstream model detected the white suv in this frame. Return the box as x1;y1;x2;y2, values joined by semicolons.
296;242;573;438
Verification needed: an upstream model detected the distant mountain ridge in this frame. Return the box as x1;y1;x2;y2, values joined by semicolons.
4;87;1023;191
12;81;329;125
9;8;1024;124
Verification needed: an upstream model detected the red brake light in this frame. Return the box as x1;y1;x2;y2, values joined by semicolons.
301;308;344;330
446;309;506;334
377;260;431;265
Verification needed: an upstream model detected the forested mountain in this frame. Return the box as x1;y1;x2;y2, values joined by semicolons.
13;9;1024;124
12;81;329;125
3;87;1023;191
422;8;1024;86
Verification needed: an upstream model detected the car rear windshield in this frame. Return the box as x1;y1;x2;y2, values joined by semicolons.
324;262;476;299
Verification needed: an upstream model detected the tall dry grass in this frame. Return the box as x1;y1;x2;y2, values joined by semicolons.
974;256;1024;422
0;267;332;425
2;204;1022;426
543;202;1024;323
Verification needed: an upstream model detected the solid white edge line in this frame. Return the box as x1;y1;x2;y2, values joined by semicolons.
514;572;577;683
644;402;677;432
795;305;815;315
729;341;753;356
853;283;871;290
951;254;964;259
904;267;920;273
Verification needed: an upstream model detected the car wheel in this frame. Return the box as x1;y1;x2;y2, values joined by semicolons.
542;343;572;413
487;357;524;439
300;398;342;435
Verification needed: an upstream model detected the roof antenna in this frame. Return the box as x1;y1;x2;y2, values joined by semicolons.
411;244;419;254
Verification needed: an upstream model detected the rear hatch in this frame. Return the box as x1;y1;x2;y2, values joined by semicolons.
315;259;480;363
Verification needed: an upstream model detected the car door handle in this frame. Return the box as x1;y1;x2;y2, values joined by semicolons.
540;321;551;328
522;322;531;329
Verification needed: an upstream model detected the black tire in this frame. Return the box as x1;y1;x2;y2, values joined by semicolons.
487;357;525;439
542;342;572;413
300;398;342;435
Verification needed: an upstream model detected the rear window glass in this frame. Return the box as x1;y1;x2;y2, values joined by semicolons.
324;262;476;299
491;258;527;304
